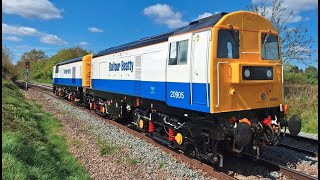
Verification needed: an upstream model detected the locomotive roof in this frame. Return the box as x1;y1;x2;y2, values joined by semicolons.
93;12;227;58
56;12;227;65
57;56;82;66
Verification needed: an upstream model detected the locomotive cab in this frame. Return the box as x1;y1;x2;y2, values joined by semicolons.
210;11;301;153
211;11;283;113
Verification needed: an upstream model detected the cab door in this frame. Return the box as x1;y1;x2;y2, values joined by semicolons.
166;33;192;110
72;67;76;84
191;30;211;106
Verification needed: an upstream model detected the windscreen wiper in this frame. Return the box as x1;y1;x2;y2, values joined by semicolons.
228;26;239;47
262;33;270;49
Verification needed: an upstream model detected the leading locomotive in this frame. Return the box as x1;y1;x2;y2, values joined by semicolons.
52;11;301;167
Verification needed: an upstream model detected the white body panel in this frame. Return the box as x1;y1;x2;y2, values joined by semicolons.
92;42;168;82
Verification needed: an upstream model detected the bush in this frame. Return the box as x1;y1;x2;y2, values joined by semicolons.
284;84;318;134
2;79;90;179
2;46;17;79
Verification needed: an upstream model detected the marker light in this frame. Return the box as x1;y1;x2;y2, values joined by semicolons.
244;69;251;77
283;104;289;114
266;70;272;78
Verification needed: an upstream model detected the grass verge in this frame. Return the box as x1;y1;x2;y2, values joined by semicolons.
2;79;90;179
284;84;318;134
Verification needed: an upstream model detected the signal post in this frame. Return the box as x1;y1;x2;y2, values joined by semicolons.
25;61;30;90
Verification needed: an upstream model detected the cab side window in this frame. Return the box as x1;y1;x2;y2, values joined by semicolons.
169;40;189;65
169;42;178;65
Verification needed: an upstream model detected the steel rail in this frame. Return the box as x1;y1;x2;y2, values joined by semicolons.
243;153;318;180
24;82;236;180
278;143;318;158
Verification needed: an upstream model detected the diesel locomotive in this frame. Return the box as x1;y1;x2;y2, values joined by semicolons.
52;11;301;167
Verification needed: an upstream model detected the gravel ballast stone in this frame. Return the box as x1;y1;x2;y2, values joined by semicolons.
26;89;214;180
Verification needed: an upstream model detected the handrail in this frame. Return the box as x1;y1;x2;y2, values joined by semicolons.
276;63;284;100
216;62;228;107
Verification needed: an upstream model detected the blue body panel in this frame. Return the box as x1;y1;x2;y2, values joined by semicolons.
166;82;209;112
91;79;210;113
91;79;166;101
52;78;210;113
53;78;82;87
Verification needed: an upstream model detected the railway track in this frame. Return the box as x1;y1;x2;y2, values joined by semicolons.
20;81;236;180
18;81;318;180
243;153;318;180
278;143;318;158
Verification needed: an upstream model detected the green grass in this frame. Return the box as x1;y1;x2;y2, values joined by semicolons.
127;158;139;166
158;160;165;168
284;84;318;134
97;141;118;156
2;79;90;180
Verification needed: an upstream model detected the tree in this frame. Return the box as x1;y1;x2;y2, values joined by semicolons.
41;46;91;83
284;64;301;73
21;49;48;62
304;66;318;79
2;46;16;79
248;0;316;65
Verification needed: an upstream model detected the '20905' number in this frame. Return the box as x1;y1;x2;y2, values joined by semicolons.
170;91;184;99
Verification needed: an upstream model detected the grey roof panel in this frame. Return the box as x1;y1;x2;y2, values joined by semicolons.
93;12;227;58
57;57;82;66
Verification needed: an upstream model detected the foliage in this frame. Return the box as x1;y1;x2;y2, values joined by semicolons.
21;49;48;62
284;84;318;134
2;79;90;180
248;0;317;65
15;46;90;83
97;141;118;156
2;46;17;80
284;64;318;85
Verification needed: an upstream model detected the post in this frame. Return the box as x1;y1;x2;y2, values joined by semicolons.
25;61;30;90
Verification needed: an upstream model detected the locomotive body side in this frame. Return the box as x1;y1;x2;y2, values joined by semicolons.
91;42;168;101
52;60;82;87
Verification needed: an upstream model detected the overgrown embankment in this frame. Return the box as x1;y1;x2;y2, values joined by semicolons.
284;84;318;134
2;79;90;179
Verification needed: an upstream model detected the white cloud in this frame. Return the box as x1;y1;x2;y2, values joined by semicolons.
40;34;68;45
194;12;213;21
88;27;103;32
282;0;317;11
79;41;89;46
252;0;317;11
287;15;302;23
2;0;62;20
3;36;22;42
2;23;40;36
254;6;304;23
2;23;68;45
252;0;317;23
144;4;188;29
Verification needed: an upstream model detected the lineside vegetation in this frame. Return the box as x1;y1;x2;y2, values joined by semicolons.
2;79;90;179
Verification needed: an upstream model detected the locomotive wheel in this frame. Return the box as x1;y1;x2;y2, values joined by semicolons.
234;122;253;147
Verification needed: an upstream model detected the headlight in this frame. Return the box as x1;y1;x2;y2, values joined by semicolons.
244;69;251;77
242;66;273;80
266;70;272;78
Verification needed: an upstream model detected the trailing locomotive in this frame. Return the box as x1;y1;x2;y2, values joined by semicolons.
52;11;301;167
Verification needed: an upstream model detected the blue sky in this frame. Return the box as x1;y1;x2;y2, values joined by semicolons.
2;0;318;69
